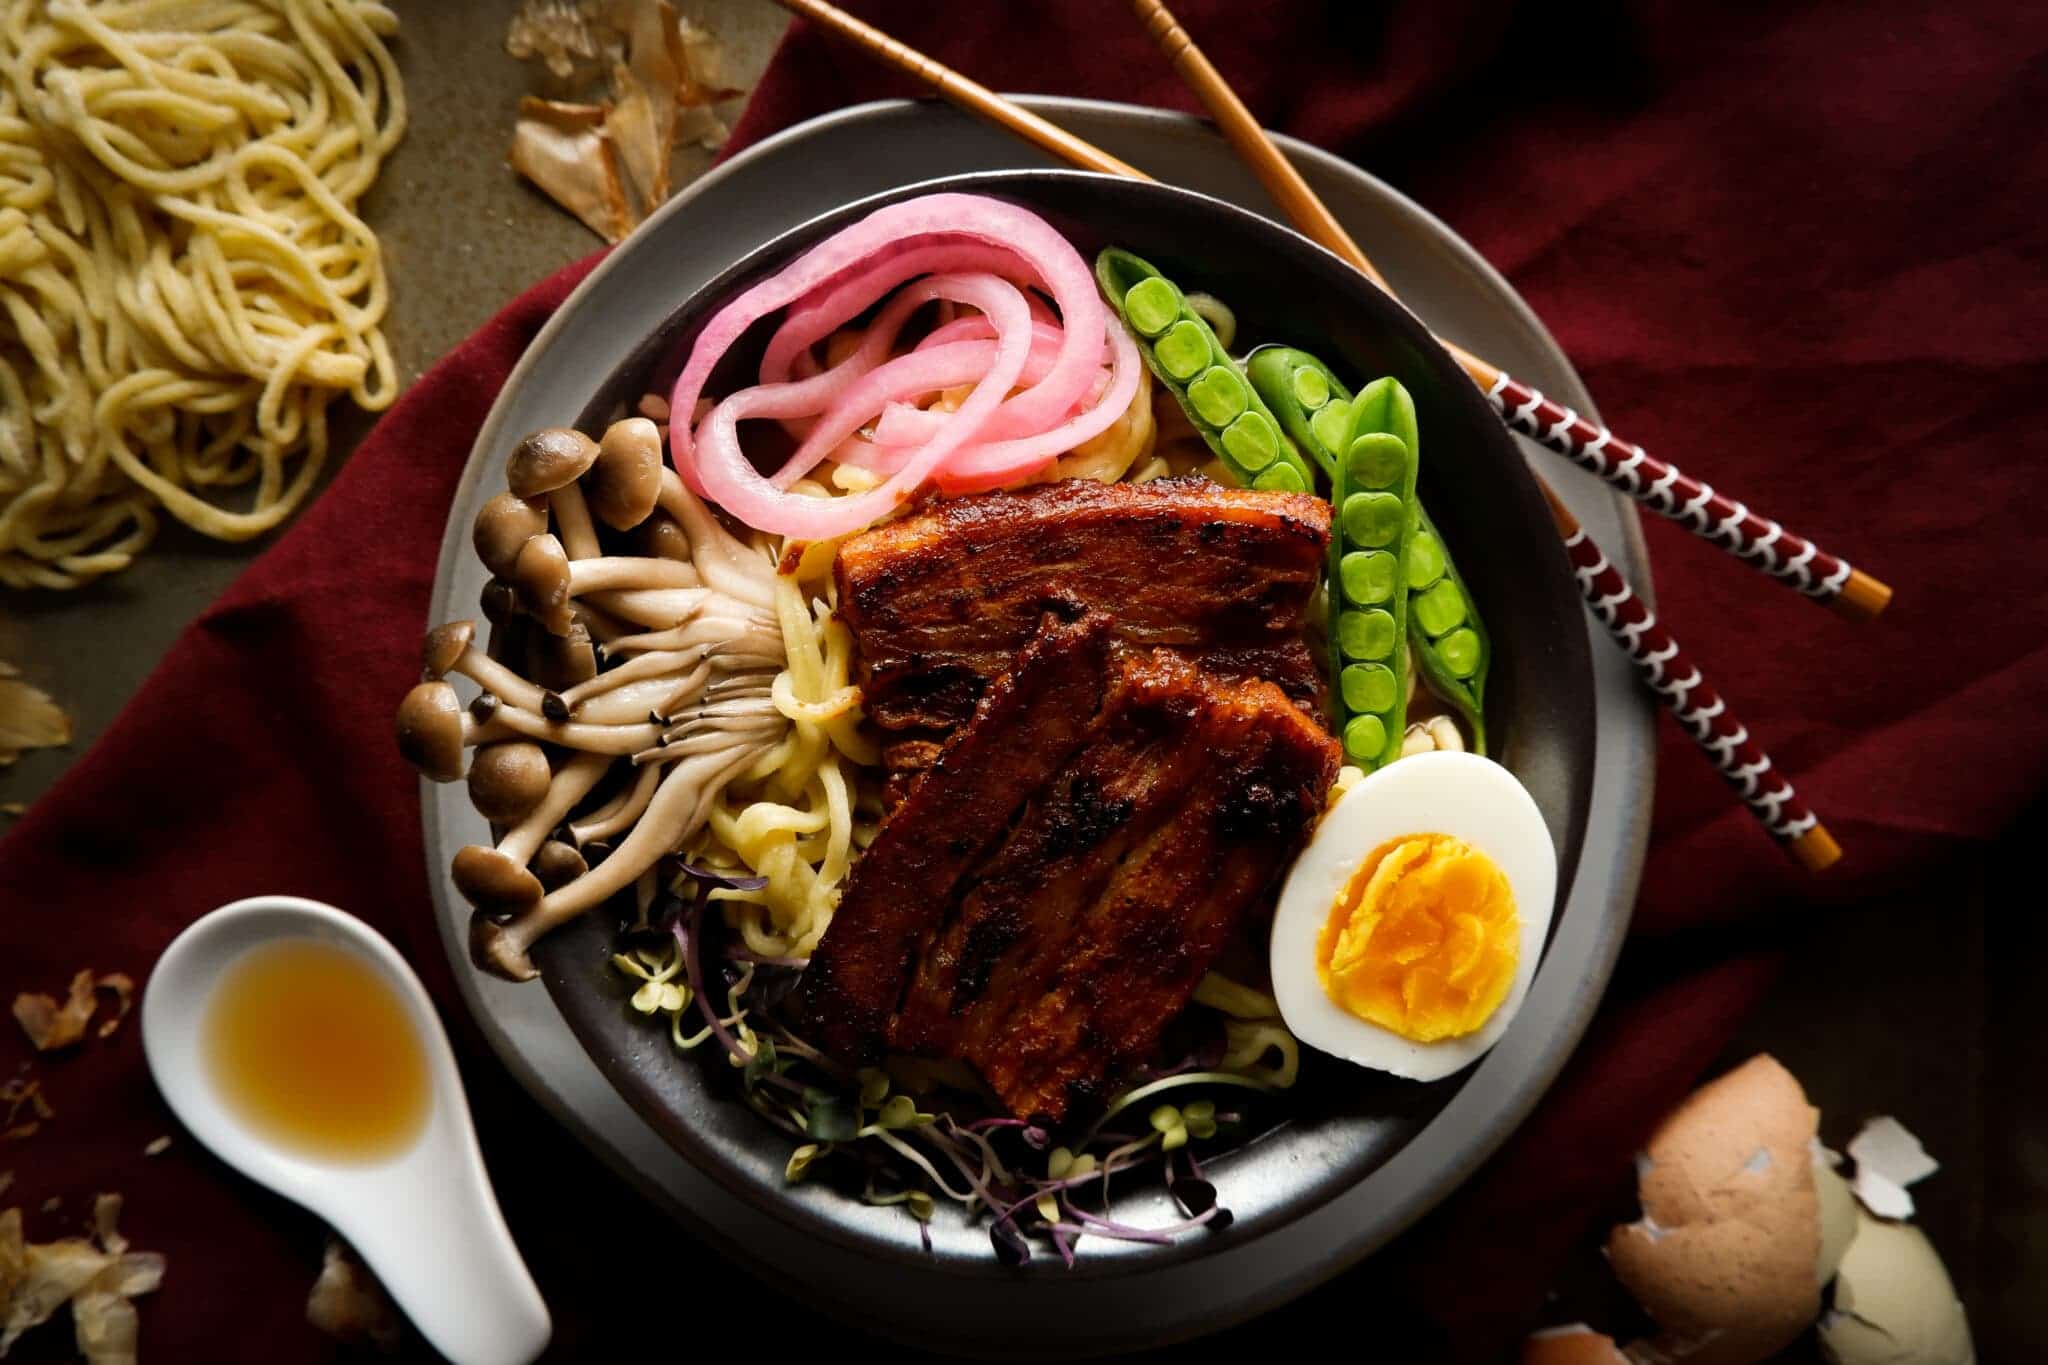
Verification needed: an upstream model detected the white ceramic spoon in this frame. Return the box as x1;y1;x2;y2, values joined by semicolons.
143;895;550;1365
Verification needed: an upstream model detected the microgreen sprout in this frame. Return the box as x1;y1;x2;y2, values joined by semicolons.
610;928;1291;1264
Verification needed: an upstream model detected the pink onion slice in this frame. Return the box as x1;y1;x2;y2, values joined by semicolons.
767;273;1031;489
667;194;1120;538
933;318;1143;493
686;271;1032;539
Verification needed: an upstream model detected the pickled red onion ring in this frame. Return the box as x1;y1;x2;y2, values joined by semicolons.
933;318;1142;493
686;271;1032;538
768;274;1034;489
667;194;1122;539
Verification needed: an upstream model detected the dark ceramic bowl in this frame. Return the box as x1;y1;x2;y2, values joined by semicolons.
529;170;1595;1277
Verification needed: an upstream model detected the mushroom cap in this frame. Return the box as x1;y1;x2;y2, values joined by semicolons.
473;491;549;578
528;619;598;691
421;620;477;680
590;418;664;531
395;681;467;782
632;511;691;562
469;911;540;982
511;532;575;635
532;840;588;891
506;427;600;499
479;578;520;626
466;741;552;824
452;843;544;914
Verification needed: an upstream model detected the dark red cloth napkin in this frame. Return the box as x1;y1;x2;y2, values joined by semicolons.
5;2;2044;1359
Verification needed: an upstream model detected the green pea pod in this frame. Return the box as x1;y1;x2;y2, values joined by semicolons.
1246;345;1343;485
1095;248;1316;494
1247;348;1490;754
1328;378;1418;769
1405;503;1490;756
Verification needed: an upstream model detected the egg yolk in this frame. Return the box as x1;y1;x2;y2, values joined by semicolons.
1315;833;1519;1042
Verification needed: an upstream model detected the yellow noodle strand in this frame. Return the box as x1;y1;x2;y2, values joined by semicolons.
0;0;404;588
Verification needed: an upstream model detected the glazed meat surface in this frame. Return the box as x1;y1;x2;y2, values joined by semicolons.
795;615;1113;1062
799;616;1340;1122
835;477;1331;739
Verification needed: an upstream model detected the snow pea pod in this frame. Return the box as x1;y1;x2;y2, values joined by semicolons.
1328;377;1418;768
1095;248;1315;493
1249;348;1489;754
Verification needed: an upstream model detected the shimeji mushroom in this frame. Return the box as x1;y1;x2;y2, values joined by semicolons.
597;609;782;663
465;742;552;824
396;681;508;781
633;512;690;561
506;428;602;559
509;533;698;635
589;418;664;530
479;580;528;665
422;620;549;712
566;762;663;846
656;468;777;613
528;622;598;703
470;693;665;753
531;841;587;891
472;492;549;578
470;739;773;981
399;416;801;980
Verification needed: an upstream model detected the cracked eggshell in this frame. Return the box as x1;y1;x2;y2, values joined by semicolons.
1815;1155;1860;1285
1818;1210;1974;1365
1519;1324;1629;1364
1607;1054;1821;1365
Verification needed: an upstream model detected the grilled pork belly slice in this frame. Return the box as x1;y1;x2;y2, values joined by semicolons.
794;614;1114;1062
835;477;1331;743
800;619;1339;1122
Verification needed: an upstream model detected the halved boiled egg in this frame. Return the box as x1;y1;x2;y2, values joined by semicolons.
1270;750;1558;1082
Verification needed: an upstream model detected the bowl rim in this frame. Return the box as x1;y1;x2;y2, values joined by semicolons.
508;165;1599;1279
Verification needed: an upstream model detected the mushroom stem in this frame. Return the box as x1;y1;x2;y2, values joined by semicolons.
487;705;663;754
498;751;611;866
562;672;707;726
659;694;782;728
600;612;779;659
632;715;783;765
558;646;712;707
581;587;714;629
569;557;698;595
568;759;664;846
446;643;550;712
551;482;602;560
658;468;777;612
585;589;710;643
475;741;768;979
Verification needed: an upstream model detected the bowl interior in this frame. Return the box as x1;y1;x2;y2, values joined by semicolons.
530;170;1595;1277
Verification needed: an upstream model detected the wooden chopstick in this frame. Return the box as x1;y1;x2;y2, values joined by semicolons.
767;0;1841;872
773;0;1151;180
1129;0;1887;625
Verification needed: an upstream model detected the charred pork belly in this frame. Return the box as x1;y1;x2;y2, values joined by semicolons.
794;614;1114;1062
835;477;1330;749
799;616;1339;1123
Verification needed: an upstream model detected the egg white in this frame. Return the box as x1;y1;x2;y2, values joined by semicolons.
1268;750;1558;1083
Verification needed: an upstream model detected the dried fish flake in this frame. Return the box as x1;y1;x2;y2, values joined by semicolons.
0;1191;165;1361
0;663;70;768
509;96;633;242
306;1239;400;1351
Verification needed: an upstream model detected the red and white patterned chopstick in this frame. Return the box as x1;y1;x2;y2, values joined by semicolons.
1555;513;1839;871
1469;358;1889;622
